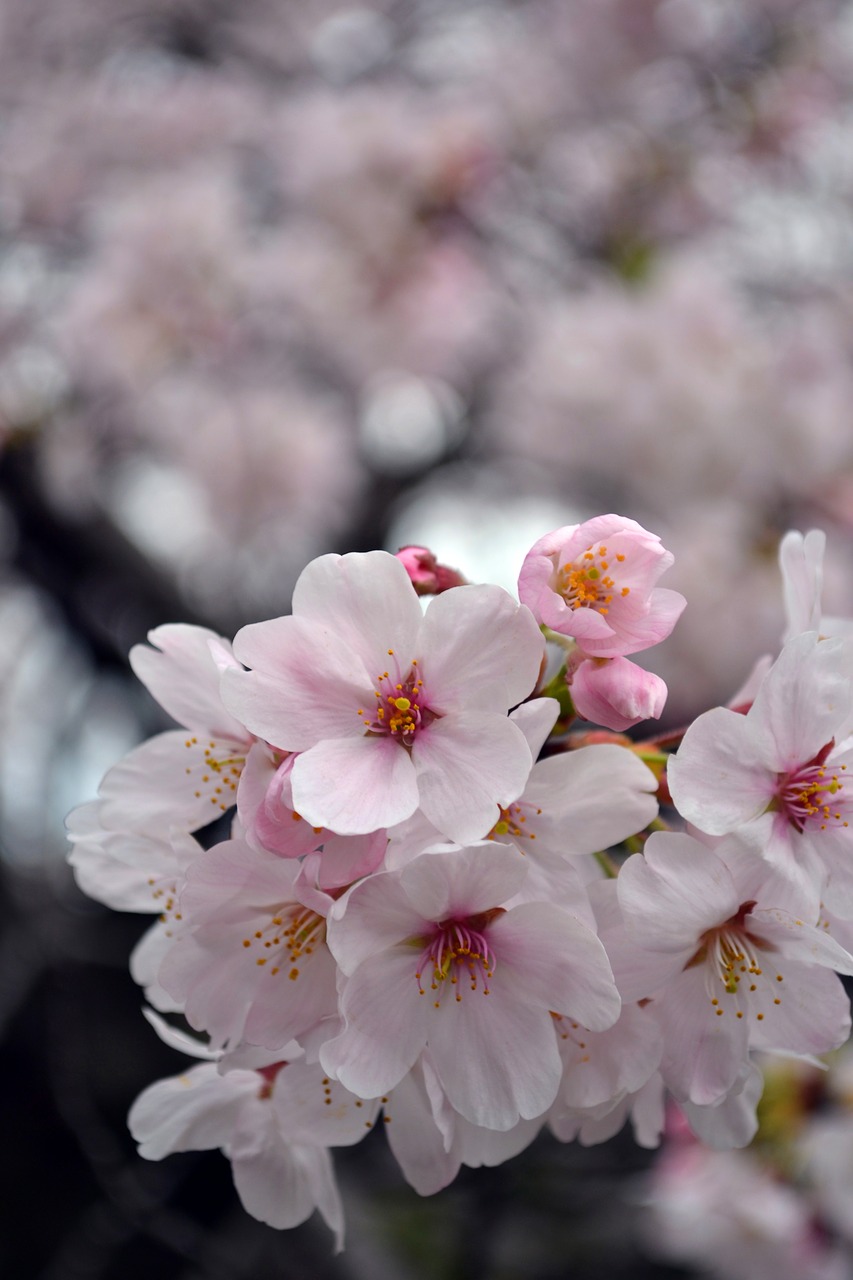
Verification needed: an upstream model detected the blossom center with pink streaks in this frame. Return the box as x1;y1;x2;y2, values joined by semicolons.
776;747;850;834
241;904;326;981
556;542;630;617
357;653;436;746
414;910;505;1007
487;800;541;847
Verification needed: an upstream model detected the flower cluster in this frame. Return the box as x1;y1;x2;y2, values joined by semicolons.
67;515;853;1251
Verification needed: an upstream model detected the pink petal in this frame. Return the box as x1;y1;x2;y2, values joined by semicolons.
400;844;526;921
412;712;532;845
748;631;853;772
509;698;561;757
418;585;543;713
224;615;370;750
524;744;658;855
492;902;621;1032
427;986;562;1128
130;624;249;739
326;871;425;974
617;834;740;952
667;707;777;834
291;551;423;677
291;735;419;834
320;947;431;1098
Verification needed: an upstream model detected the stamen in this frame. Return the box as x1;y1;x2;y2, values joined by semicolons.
415;912;503;1006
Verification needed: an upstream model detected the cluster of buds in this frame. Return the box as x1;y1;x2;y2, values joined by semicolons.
67;517;853;1251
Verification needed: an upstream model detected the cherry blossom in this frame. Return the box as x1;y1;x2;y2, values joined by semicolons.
130;1049;380;1250
221;551;544;842
668;631;853;917
320;843;620;1130
98;624;255;835
615;832;853;1106
158;837;339;1052
518;515;685;658
568;653;668;731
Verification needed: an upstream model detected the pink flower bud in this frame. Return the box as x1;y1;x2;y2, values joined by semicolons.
570;654;667;731
394;545;466;595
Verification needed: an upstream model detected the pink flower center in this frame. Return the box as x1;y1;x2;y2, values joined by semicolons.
557;543;630;617
241;904;326;982
358;654;436;746
257;1061;287;1099
487;800;541;847
777;748;850;833
415;910;504;1007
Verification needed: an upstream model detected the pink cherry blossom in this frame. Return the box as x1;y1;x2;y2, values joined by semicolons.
98;624;255;835
222;551;544;843
668;631;853;917
320;843;621;1131
158;837;339;1052
129;1052;380;1250
518;515;686;658
615;832;853;1107
645;1140;849;1280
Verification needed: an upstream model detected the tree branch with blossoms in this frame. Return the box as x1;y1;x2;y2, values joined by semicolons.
66;514;853;1257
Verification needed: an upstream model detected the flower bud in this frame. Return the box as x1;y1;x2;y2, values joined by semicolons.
394;545;466;595
570;655;667;731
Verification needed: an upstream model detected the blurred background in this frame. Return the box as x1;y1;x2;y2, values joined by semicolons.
3;0;853;1276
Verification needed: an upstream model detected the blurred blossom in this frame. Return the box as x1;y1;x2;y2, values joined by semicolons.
359;374;465;476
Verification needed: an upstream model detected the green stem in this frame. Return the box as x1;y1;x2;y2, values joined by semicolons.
593;850;620;879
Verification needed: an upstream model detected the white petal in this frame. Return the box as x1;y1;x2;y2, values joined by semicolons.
291;735;419;834
292;551;423;677
419;585;544;712
413;712;532;844
130;625;248;739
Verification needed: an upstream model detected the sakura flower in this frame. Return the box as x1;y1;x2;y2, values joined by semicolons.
99;624;254;835
158;837;339;1052
518;515;685;658
644;1142;849;1280
129;1050;380;1250
615;832;853;1106
222;551;544;842
668;631;853;917
320;843;621;1131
